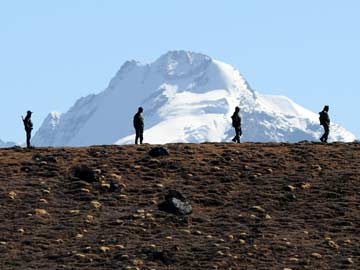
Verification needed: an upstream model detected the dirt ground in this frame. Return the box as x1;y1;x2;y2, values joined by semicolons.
0;142;359;270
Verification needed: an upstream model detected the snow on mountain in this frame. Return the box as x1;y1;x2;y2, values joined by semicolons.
32;50;356;146
0;139;15;148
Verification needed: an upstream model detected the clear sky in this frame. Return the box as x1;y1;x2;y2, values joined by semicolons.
1;0;359;143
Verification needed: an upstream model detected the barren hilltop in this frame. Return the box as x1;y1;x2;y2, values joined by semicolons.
0;142;359;269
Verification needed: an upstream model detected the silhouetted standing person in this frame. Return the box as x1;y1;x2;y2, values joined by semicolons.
133;107;144;144
231;106;242;143
319;105;330;143
22;110;33;148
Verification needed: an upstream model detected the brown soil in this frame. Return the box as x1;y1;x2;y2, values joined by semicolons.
0;142;359;270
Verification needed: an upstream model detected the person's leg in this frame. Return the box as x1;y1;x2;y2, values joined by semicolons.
26;131;31;148
320;125;325;142
139;128;144;144
235;128;240;143
324;125;330;143
135;129;139;144
232;128;237;142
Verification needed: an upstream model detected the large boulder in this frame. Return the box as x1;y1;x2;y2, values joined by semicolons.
158;190;192;215
149;147;170;157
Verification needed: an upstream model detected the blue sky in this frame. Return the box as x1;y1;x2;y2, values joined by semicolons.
1;0;359;142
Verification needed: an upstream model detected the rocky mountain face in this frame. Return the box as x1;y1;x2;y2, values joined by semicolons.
32;51;356;146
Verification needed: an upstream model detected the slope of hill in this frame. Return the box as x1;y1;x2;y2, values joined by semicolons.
0;142;359;269
32;51;356;146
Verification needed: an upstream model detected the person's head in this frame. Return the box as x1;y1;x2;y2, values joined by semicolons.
27;110;33;116
235;106;240;113
323;105;329;112
138;107;143;113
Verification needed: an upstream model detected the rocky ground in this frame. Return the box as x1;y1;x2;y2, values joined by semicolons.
0;142;359;270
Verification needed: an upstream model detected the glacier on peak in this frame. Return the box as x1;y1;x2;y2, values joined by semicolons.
32;50;356;147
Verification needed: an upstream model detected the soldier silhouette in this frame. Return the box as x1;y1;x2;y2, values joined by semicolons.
231;106;242;143
319;105;330;143
22;110;33;148
133;107;144;144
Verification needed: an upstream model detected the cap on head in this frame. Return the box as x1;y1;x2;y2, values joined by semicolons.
138;107;143;113
27;110;33;115
235;106;240;112
324;105;329;112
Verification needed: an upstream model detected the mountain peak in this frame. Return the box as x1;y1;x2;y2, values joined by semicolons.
155;50;212;79
33;51;356;146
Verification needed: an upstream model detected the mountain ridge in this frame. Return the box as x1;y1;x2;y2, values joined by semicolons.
32;50;356;146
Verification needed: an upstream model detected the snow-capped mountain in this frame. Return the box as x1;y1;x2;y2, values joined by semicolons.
32;51;356;146
0;139;15;148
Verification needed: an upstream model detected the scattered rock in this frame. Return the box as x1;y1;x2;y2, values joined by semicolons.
142;246;175;265
149;147;170;157
91;200;102;209
344;258;354;265
250;205;266;213
285;185;296;192
311;253;322;259
35;208;50;216
100;246;110;253
73;165;100;183
8;191;17;200
327;240;339;250
301;182;312;189
158;190;192;215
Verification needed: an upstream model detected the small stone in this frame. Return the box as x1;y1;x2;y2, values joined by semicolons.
101;181;110;189
301;183;312;189
100;246;110;253
265;214;272;219
193;230;202;235
115;244;125;249
251;205;266;213
0;241;7;245
76;234;84;239
35;208;50;216
165;236;172;240
312;165;322;172
110;173;122;181
91;200;102;209
80;188;91;193
266;168;273;173
286;185;296;191
239;239;246;245
327;240;339;250
69;210;80;214
42;189;51;194
86;215;94;223
311;253;322;259
155;183;164;188
345;258;354;265
39;198;48;204
8;191;17;200
289;257;299;262
18;228;25;234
